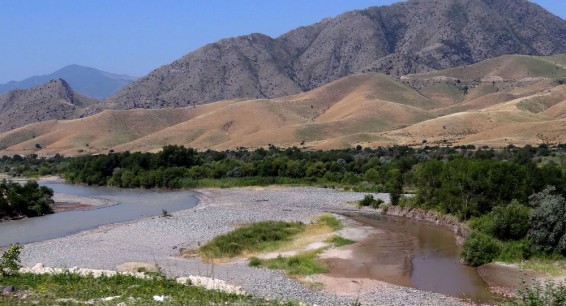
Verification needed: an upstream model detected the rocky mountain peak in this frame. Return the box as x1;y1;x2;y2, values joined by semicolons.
68;0;566;111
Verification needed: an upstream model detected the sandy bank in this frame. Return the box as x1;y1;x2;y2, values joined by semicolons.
51;193;119;212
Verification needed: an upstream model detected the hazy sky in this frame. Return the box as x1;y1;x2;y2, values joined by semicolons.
1;0;565;83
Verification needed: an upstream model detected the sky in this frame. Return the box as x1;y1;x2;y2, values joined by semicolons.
1;0;565;83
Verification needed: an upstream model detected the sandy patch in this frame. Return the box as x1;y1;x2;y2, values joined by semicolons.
309;274;393;296
116;262;158;273
52;193;119;212
477;263;545;297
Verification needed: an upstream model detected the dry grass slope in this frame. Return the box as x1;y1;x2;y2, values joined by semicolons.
2;54;566;155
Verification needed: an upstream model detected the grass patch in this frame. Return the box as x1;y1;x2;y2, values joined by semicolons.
199;221;305;259
326;235;354;247
249;250;328;276
0;272;293;305
519;258;566;276
317;213;342;231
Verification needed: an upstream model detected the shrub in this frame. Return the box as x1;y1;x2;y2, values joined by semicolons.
509;280;566;306
359;194;377;207
398;196;416;208
378;203;389;213
491;201;531;241
248;257;262;267
469;214;496;236
528;186;566;255
462;231;501;267
1;243;22;276
497;239;534;262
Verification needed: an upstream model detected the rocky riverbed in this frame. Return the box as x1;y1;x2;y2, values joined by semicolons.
20;187;471;306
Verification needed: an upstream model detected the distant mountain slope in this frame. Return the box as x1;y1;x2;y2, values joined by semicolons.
105;0;566;110
0;79;98;132
2;54;566;155
0;65;137;99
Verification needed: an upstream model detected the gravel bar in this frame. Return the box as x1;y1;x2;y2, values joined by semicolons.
21;187;470;306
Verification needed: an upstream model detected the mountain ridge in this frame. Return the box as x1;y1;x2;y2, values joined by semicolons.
0;79;99;132
104;0;566;110
2;54;566;155
0;65;137;100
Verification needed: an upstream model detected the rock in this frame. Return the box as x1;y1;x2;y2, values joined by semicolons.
32;263;44;270
2;286;15;295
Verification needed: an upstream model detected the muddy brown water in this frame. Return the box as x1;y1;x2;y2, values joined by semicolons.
329;214;500;304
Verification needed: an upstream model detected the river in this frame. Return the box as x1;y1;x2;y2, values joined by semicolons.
324;214;498;304
1;183;497;303
0;182;199;246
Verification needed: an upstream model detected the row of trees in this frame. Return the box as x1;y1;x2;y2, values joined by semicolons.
413;158;564;220
3;144;566;264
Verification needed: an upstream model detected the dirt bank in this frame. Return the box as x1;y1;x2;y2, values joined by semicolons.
51;193;119;212
384;206;470;245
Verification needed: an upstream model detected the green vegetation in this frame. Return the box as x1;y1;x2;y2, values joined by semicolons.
358;194;384;208
507;280;566;306
326;236;354;247
248;250;327;277
0;272;295;306
528;187;566;255
3;143;566;268
461;231;501;267
199;221;305;259
0;245;297;305
0;180;54;219
0;243;22;277
317;213;343;231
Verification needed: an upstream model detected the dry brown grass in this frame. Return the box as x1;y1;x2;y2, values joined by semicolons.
2;55;566;155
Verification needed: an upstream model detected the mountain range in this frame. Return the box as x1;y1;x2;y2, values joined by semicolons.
103;0;566;110
0;65;137;100
1;0;566;154
1;54;565;155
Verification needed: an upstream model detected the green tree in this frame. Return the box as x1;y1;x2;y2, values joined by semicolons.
491;200;531;241
528;186;566;254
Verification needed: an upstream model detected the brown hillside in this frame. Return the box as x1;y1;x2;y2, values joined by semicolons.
2;55;566;155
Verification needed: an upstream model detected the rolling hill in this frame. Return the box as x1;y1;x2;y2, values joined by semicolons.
2;54;566;155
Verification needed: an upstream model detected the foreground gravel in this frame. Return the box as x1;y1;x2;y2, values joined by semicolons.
21;187;469;306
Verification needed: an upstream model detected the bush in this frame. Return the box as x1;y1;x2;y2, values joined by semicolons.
469;214;496;236
491;201;531;241
1;243;22;277
528;186;566;255
248;257;261;267
509;280;566;306
398;196;416;208
462;231;501;267
359;194;376;207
